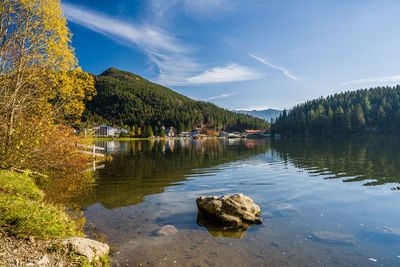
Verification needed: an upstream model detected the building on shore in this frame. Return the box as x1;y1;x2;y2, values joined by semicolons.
165;128;175;137
85;124;128;137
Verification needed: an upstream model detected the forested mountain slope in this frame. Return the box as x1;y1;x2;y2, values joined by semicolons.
83;68;268;131
271;85;400;136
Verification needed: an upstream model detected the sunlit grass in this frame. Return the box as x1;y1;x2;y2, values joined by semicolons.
0;170;83;239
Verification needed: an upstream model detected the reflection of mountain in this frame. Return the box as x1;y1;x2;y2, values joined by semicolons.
73;139;270;209
272;137;400;187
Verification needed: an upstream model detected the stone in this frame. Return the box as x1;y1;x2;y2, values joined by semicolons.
61;237;109;262
37;255;50;266
312;231;355;244
196;194;262;228
156;225;178;236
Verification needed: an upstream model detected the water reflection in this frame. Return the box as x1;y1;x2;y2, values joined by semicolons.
50;138;400;266
272;137;400;188
196;212;248;239
72;139;270;209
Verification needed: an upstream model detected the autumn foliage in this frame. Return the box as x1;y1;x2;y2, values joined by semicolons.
0;0;95;171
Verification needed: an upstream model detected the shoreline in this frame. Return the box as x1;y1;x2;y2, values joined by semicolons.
94;136;222;141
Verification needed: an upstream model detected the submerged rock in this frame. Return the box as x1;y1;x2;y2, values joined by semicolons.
196;194;262;228
156;225;178;236
312;231;355;244
61;237;109;262
380;226;400;236
272;203;300;217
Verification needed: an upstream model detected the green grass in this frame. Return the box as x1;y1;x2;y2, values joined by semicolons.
0;170;83;239
0;171;42;200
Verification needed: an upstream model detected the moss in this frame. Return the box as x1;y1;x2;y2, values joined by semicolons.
99;255;110;267
0;170;83;239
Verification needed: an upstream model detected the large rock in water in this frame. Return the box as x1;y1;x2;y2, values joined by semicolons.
196;194;262;228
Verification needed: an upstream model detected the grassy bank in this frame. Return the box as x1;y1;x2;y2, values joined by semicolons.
0;170;82;239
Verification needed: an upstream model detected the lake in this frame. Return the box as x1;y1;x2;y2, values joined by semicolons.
49;138;400;266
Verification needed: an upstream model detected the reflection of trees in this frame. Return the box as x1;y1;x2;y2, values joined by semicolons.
41;171;97;209
272;137;400;187
70;139;270;209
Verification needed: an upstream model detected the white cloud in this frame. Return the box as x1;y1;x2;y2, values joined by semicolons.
248;53;299;81
62;2;200;85
185;64;263;84
202;92;237;101
61;3;253;86
341;74;400;86
62;3;184;54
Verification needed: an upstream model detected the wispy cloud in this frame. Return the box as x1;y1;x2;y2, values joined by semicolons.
341;74;400;86
62;3;257;86
62;3;184;53
202;92;238;101
248;53;299;81
185;64;263;84
62;2;200;85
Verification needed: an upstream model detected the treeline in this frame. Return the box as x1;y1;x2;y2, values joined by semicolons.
83;68;269;132
271;85;400;136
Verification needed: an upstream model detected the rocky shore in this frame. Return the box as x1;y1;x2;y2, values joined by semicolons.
0;227;110;266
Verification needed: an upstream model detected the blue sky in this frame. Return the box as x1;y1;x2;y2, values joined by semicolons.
61;0;400;110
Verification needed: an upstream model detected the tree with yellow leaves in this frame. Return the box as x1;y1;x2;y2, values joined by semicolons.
0;0;95;170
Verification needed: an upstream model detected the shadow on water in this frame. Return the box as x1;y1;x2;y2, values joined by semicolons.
271;137;400;187
68;139;271;209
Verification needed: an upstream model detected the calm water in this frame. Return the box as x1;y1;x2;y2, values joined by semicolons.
54;138;400;266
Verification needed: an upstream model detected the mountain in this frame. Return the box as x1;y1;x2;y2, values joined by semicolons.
271;85;400;136
83;68;269;132
235;109;282;122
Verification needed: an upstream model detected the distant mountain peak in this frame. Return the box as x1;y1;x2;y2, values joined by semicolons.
234;108;283;122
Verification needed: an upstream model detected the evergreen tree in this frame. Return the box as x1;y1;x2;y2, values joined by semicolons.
271;85;400;136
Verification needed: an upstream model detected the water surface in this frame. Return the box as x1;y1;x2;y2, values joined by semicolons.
55;138;400;266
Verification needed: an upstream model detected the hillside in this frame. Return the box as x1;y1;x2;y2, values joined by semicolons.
271;85;400;136
83;68;268;132
235;109;282;122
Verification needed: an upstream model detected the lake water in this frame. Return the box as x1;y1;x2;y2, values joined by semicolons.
53;138;400;266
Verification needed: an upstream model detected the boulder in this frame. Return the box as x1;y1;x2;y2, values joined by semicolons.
196;194;262;228
61;237;109;262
